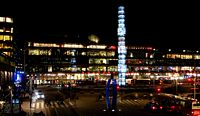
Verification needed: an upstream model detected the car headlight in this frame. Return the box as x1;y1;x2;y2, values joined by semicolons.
41;95;45;98
36;95;40;99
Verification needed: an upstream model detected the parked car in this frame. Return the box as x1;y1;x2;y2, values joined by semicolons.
144;101;163;112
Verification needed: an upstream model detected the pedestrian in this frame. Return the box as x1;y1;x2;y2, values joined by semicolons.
97;93;101;101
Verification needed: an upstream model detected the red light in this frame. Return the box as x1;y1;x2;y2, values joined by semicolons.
159;106;163;109
157;88;161;92
171;105;175;109
152;106;156;110
110;46;116;49
116;85;120;91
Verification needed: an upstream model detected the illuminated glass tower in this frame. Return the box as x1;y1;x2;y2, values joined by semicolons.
117;6;127;86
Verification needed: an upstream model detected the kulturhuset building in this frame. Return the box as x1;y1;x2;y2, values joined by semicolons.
24;34;200;85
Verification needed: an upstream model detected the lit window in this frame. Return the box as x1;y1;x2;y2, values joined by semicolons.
6;17;13;23
11;28;13;33
0;17;5;22
150;54;154;58
0;35;3;40
0;28;4;32
81;52;86;56
0;43;3;48
3;52;11;56
5;28;11;33
4;35;12;41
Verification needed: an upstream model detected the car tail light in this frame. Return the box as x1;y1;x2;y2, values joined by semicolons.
159;106;163;109
152;106;156;110
171;105;175;109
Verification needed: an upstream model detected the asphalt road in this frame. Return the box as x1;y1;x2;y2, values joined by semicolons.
35;85;168;116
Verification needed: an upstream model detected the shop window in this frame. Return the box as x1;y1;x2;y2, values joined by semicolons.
107;51;115;57
81;52;86;56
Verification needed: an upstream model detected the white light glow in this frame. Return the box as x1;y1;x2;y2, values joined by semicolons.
118;5;127;86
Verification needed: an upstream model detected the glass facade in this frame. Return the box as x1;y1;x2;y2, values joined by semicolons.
25;41;200;86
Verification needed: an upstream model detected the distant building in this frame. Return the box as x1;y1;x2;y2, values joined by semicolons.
24;34;200;85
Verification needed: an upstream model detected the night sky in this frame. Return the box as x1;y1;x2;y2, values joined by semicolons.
2;0;199;49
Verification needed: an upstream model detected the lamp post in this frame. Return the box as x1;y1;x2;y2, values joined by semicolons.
175;77;178;94
8;86;13;116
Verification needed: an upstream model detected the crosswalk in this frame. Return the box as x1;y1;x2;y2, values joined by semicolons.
30;98;150;115
75;99;150;115
31;101;70;109
95;99;150;109
119;99;150;106
117;99;150;111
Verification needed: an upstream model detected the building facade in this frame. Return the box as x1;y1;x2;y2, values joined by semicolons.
0;16;16;86
25;36;200;85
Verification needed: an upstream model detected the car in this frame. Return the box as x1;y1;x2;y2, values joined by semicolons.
144;101;163;112
33;90;45;100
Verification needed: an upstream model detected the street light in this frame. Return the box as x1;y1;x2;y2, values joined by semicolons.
8;86;13;116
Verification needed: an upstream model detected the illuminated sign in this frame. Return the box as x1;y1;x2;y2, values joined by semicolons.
118;6;127;86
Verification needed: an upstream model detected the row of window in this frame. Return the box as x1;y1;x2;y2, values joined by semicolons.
167;54;200;59
0;43;12;49
27;65;199;73
0;35;13;41
0;17;13;23
0;27;13;33
28;49;116;57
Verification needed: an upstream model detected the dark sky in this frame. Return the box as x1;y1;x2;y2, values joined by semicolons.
3;1;199;48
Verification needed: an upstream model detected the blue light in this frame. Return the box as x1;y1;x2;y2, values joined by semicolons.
14;71;23;83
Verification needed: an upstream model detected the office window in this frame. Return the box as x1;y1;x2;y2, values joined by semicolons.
6;17;13;23
3;52;11;56
0;28;4;32
0;43;3;48
0;17;5;22
5;28;11;33
0;35;3;40
4;35;12;41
